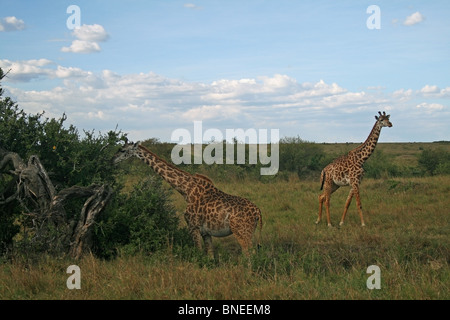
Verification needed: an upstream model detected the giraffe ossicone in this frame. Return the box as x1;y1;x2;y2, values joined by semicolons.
316;111;393;227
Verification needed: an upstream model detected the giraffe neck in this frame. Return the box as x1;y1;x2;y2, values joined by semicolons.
135;145;194;197
353;121;382;165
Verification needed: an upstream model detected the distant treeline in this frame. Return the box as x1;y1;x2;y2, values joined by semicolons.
137;137;450;182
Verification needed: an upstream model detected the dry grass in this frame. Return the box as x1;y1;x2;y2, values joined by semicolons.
1;174;449;300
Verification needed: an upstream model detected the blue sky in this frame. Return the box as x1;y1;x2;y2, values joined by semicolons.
1;0;449;142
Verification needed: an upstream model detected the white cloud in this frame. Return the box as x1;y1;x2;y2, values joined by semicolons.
0;59;52;81
72;24;109;42
416;102;445;111
420;84;440;94
61;40;101;54
403;12;425;26
184;3;202;10
0;59;92;81
0;16;25;32
88;110;107;120
182;105;241;121
62;24;109;54
3;59;449;142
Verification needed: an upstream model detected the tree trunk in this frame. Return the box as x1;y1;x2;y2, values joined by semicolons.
0;150;112;259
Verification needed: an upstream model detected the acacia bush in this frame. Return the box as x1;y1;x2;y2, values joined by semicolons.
363;150;402;178
93;176;191;259
278;136;330;179
418;148;450;175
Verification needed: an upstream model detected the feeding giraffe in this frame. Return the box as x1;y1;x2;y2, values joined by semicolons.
316;111;393;227
113;141;262;257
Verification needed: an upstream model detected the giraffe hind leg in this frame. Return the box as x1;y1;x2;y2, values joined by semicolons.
354;188;366;227
340;189;354;226
316;193;325;224
318;182;339;227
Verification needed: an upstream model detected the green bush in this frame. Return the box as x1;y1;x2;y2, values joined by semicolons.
418;148;450;175
93;176;191;258
364;150;401;178
278;137;328;179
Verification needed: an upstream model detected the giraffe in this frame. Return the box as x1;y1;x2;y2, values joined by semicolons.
113;141;262;257
316;111;393;227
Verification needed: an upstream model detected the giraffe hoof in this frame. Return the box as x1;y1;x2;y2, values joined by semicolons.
361;223;366;227
339;221;344;226
327;223;333;228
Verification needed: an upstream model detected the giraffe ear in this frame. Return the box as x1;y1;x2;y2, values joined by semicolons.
375;115;379;120
134;141;141;147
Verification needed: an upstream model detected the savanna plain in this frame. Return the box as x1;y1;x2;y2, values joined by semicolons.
0;142;449;300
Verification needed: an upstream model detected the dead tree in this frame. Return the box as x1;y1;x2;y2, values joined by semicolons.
0;149;112;259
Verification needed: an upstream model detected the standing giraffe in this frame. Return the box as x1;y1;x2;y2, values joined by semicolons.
113;141;262;257
316;111;393;227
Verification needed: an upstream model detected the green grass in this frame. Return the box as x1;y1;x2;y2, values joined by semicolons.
1;175;448;299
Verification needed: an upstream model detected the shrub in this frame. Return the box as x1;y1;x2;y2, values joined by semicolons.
418;148;450;175
364;150;401;178
278;137;328;179
93;176;191;258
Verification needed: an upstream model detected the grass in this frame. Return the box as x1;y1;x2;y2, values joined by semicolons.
1;174;448;300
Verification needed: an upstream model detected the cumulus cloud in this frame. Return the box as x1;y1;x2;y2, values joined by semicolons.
0;59;92;82
416;102;445;111
2;59;449;142
403;12;425;26
72;24;109;42
61;40;101;53
61;24;109;54
420;84;440;94
182;105;241;121
0;16;25;32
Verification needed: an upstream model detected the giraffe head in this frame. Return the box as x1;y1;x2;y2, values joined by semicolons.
375;111;393;128
112;140;140;164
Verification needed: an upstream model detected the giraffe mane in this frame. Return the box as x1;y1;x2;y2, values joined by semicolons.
137;144;190;175
194;173;214;184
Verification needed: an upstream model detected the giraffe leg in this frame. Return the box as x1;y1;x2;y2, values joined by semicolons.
230;219;254;257
316;193;325;224
340;189;354;226
324;195;332;227
189;226;203;251
353;187;365;227
202;234;215;258
233;233;253;268
233;230;252;256
323;183;339;227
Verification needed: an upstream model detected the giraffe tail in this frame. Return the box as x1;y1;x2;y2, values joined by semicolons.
320;170;325;190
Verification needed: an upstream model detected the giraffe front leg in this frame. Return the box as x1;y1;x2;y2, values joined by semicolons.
185;211;205;250
202;234;215;258
189;226;203;251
